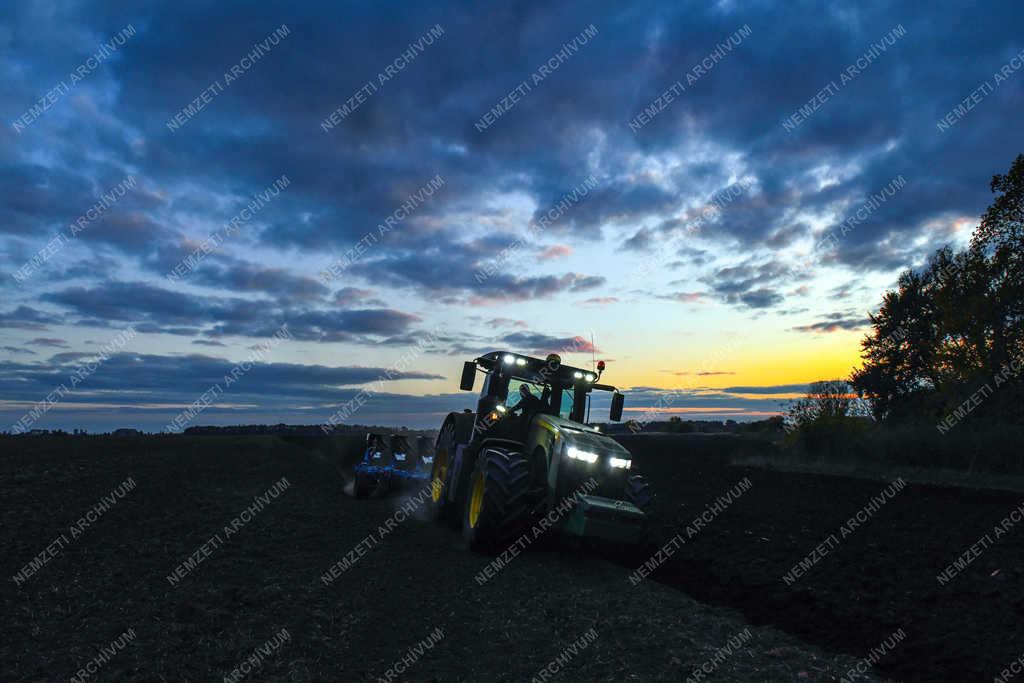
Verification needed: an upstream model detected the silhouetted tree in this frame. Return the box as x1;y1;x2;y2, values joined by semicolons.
852;154;1024;423
788;380;865;426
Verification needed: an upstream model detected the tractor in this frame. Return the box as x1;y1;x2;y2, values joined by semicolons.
429;351;654;551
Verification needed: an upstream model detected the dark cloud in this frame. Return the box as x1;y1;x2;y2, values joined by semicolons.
349;235;606;302
188;260;330;302
701;258;802;309
484;318;528;328
29;337;68;348
0;306;59;330
0;353;443;407
791;312;870;333
1;346;35;355
500;332;598;356
3;1;1020;272
722;384;809;394
43;280;420;343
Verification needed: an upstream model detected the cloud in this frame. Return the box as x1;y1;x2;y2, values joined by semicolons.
30;337;68;348
500;332;599;356
1;346;35;355
791;313;870;333
43;280;421;343
346;235;606;303
485;318;528;328
188;260;329;301
0;353;444;406
720;384;809;395
701;257;800;309
578;297;619;306
660;291;704;303
0;306;58;330
621;227;655;251
537;245;572;261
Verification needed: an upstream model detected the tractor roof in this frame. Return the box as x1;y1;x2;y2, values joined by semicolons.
474;350;615;390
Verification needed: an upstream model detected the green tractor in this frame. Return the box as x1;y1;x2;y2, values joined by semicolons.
429;350;654;551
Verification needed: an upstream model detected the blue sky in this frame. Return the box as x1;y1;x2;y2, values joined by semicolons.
1;1;1022;431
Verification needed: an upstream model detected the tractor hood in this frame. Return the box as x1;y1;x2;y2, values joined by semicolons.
537;415;631;460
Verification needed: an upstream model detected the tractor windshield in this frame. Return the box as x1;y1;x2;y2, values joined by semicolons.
505;379;542;410
504;377;579;421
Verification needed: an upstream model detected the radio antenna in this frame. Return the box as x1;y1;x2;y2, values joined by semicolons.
590;332;596;371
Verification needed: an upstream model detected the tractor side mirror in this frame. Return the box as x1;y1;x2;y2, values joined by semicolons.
610;392;624;422
460;361;476;391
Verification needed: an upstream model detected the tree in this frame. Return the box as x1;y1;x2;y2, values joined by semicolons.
788;380;867;427
972;153;1024;371
853;154;1024;423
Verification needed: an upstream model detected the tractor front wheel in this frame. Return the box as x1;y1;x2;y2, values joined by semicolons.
462;447;532;553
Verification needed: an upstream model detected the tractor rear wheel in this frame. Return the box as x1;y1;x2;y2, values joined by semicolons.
462;447;532;552
428;422;459;526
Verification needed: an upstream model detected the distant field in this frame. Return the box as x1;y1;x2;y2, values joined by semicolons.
1;434;882;681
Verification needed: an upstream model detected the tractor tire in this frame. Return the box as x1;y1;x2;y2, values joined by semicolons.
462;447;532;553
428;421;460;526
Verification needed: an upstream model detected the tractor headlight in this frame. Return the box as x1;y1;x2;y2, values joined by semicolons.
394;452;406;461
573;371;583;379
609;457;632;469
585;373;595;382
566;446;598;464
515;357;527;366
503;354;515;365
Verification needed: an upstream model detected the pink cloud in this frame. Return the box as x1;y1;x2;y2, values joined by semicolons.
538;244;573;261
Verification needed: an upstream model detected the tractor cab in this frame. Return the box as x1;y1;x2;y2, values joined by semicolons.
460;351;624;439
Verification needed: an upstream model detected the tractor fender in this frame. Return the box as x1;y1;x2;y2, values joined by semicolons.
438;410;476;448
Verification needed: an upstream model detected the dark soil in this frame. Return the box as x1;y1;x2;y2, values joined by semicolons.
613;433;1024;683
1;434;879;681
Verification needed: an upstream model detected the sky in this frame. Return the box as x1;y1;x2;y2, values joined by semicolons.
1;1;1022;432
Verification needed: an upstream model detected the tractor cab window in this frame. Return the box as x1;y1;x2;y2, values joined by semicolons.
558;387;574;420
505;379;545;412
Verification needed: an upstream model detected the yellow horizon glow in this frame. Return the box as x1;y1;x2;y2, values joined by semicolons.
618;330;864;390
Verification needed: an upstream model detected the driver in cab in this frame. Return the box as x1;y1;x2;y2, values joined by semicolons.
511;384;544;417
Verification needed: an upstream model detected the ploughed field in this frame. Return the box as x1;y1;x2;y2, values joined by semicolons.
613;433;1024;682
1;434;881;681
